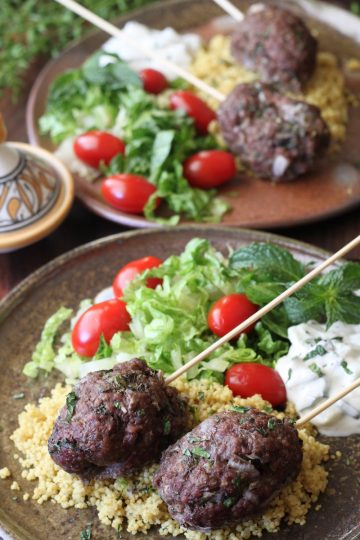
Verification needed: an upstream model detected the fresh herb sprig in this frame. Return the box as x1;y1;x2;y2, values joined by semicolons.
230;243;360;337
0;0;158;100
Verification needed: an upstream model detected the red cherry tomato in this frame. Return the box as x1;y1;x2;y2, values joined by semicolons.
225;363;287;406
170;91;216;134
113;256;163;297
101;174;159;215
208;293;259;337
72;299;131;357
184;150;237;189
140;68;168;94
74;131;125;169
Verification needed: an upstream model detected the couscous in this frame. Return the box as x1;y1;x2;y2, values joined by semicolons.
9;378;329;539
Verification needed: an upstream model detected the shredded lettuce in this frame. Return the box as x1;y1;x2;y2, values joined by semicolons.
24;239;290;383
23;307;73;377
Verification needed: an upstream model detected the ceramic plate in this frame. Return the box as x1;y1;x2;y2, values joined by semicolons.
0;226;359;540
26;0;360;229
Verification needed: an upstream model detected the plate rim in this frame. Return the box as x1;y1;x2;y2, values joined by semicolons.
0;225;359;540
25;0;360;231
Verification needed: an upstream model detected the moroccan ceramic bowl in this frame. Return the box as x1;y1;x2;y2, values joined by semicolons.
0;143;74;252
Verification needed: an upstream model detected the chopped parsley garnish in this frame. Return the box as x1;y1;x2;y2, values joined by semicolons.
198;391;205;401
232;477;243;488
95;404;107;415
183;448;192;457
287;418;296;425
113;401;121;409
12;392;25;400
308;363;324;377
65;391;78;423
191;447;211;459
304;345;327;361
267;418;277;431
115;478;128;491
223;497;236;508
286;368;293;383
333;336;343;342
255;427;268;437
341;360;353;375
163;419;171;435
189;436;206;443
135;409;145;417
230;406;250;414
80;523;92;540
262;406;273;414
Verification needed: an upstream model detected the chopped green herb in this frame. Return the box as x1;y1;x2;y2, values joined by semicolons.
255;427;268;437
286;368;292;383
232;477;243;488
262;406;273;414
341;360;353;375
95;404;107;415
163;419;171;435
198;391;205;401
135;409;145;417
287;418;296;425
230;406;250;414
191;447;211;459
113;401;121;409
308;363;324;378
12;392;25;400
115;478;128;491
223;497;236;508
65;391;78;423
80;524;92;540
267;418;277;431
304;345;327;361
188;436;205;444
333;336;343;342
183;448;192;457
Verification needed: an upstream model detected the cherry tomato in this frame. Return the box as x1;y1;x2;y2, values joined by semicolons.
72;299;131;357
169;91;216;134
184;150;237;189
113;256;163;297
140;68;168;94
208;293;259;337
74;131;125;169
101;174;159;215
225;363;287;406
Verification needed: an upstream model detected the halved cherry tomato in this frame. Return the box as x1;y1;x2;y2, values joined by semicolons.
101;174;159;215
208;293;259;337
74;131;125;169
225;363;287;406
140;68;168;94
72;299;131;357
184;150;237;189
113;256;163;297
169;91;216;134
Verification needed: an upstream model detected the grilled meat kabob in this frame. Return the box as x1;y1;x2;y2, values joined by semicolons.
229;4;318;92
217;81;330;181
48;358;190;479
153;408;302;531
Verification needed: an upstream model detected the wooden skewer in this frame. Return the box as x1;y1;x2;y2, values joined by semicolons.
54;0;225;102
295;377;360;428
211;0;245;21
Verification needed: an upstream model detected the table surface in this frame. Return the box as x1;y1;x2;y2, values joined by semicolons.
1;1;360;300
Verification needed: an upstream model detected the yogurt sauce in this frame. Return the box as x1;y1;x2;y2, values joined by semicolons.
276;321;360;436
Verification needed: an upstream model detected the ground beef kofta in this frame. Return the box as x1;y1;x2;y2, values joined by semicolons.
230;6;317;91
217;82;330;181
153;408;303;531
48;358;190;479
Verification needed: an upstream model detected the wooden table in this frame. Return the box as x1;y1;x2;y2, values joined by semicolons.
1;4;360;300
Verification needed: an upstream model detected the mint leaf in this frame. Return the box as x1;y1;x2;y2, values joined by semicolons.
230;243;305;282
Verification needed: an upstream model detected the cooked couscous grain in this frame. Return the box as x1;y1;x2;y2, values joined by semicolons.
190;35;349;152
0;467;11;479
9;380;329;538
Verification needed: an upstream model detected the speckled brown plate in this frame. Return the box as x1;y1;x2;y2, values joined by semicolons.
0;227;359;540
26;0;360;229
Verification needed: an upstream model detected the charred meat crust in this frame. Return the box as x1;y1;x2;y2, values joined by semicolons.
48;358;190;480
153;408;303;531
